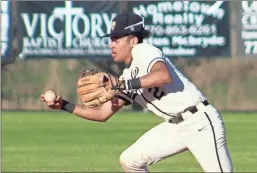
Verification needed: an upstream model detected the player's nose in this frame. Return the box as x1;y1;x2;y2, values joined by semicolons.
109;40;115;48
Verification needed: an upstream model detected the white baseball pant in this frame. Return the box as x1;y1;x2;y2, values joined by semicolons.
119;103;233;172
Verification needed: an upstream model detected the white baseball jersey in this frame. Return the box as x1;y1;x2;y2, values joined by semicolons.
118;43;207;120
117;45;233;173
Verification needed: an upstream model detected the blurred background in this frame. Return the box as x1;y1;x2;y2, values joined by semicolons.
2;1;257;172
1;1;257;112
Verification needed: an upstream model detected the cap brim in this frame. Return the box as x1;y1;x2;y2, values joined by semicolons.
101;29;151;38
101;32;129;38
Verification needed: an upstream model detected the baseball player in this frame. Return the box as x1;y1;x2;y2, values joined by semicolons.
41;13;233;172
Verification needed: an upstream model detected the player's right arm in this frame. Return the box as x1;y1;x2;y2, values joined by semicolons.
73;99;124;122
40;94;125;122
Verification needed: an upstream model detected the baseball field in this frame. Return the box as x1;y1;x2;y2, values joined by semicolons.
2;111;257;172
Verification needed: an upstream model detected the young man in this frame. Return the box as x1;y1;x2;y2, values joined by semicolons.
41;13;233;172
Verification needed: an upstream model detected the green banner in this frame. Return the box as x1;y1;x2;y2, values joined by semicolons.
128;1;230;57
17;1;120;59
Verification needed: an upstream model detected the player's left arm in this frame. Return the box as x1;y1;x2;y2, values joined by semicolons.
139;61;171;88
119;61;171;90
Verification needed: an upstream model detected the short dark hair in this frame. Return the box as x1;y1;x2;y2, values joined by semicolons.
128;34;144;43
135;35;144;43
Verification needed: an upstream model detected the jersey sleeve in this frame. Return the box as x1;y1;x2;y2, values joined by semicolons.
118;91;133;106
131;43;166;74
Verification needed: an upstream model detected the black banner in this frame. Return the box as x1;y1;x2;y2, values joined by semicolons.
17;1;120;59
128;1;230;57
236;1;257;58
1;1;12;61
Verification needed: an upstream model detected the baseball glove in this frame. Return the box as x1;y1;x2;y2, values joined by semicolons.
77;69;121;108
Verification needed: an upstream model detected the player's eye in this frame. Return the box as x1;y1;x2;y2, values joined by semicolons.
111;36;125;42
111;37;119;42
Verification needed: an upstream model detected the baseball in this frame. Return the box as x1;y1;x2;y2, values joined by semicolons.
44;90;56;102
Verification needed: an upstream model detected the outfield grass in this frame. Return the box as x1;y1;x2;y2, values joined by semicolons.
2;111;257;172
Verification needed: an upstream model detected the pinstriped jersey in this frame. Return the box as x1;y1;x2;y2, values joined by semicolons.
118;43;206;120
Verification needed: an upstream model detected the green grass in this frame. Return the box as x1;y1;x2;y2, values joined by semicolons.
2;111;257;172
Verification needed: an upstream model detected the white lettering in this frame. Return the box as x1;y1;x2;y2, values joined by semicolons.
40;14;47;37
53;1;83;47
173;1;183;12
133;1;224;19
172;36;188;46
242;1;257;12
200;3;210;13
146;37;170;46
242;15;250;25
171;35;225;47
72;15;90;37
206;1;224;17
153;13;163;24
189;2;200;13
21;1;116;52
164;14;173;24
183;1;189;12
244;41;257;54
147;4;158;15
242;14;257;30
163;47;196;56
133;5;148;17
102;13;116;34
157;2;173;13
195;14;204;25
48;14;64;38
242;31;257;39
91;13;104;37
152;13;204;25
23;37;62;48
173;14;183;24
21;14;39;37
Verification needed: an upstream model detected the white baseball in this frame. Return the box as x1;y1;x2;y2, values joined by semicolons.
44;90;56;102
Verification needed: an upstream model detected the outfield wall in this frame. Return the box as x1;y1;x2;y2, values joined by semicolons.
1;1;257;111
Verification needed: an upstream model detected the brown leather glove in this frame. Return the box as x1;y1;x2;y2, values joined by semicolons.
77;69;122;108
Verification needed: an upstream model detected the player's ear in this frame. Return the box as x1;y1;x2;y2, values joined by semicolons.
130;36;138;47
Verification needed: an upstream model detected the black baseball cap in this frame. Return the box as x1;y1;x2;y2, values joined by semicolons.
101;12;151;38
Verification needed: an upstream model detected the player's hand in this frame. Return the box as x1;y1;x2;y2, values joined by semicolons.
40;94;63;109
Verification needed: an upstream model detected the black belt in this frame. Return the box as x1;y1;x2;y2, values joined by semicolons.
168;100;209;124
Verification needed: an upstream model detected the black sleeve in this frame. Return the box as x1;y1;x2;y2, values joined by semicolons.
118;91;134;106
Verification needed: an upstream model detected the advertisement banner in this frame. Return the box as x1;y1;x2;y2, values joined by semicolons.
236;1;257;58
128;1;230;57
17;1;120;59
1;1;12;61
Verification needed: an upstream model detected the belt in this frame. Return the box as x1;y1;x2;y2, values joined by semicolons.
168;100;209;124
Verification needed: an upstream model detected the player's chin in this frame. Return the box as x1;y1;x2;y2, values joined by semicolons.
112;55;121;62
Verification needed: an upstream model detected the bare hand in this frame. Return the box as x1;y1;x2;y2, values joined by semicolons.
40;94;63;109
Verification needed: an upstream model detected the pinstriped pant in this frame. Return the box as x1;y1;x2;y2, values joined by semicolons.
120;104;233;172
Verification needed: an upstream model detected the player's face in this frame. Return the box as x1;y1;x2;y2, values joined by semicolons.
109;36;133;63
